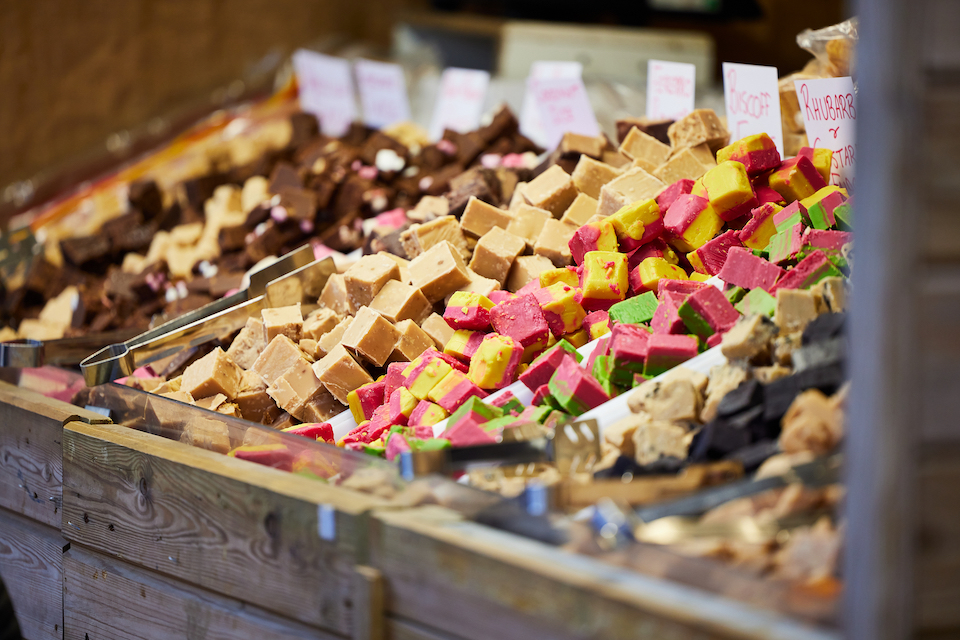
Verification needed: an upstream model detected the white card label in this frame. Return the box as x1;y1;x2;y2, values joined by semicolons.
429;68;490;141
529;76;600;151
520;61;583;148
292;50;357;137
722;62;784;157
354;59;411;129
646;60;696;121
794;76;857;190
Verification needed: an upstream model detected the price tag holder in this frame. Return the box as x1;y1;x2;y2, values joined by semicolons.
429;68;491;141
722;62;784;157
646;60;696;121
529;76;600;151
794;76;857;190
292;50;357;137
520;61;583;148
355;59;411;129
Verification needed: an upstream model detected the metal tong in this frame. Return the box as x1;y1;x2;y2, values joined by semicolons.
79;245;334;386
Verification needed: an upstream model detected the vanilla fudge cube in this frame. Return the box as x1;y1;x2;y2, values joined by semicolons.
571;156;622;200
301;307;342;341
408;240;472;303
343;253;401;313
226;317;265;369
523;165;578;217
400;215;470;260
653;147;713;184
370;280;432;324
317;316;354;357
561;193;600;228
342;306;402;367
421;312;455;349
252;334;308;386
506;204;551;249
469;227;527;285
317;272;351;316
507;254;556;292
460;196;515;238
597;167;664;217
534;219;577;267
181;347;243;400
261;303;303;343
391;319;435;362
620;127;671;167
667;109;730;153
312;345;374;404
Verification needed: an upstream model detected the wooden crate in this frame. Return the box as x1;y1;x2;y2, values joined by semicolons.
59;419;394;638
0;381;107;640
368;507;840;640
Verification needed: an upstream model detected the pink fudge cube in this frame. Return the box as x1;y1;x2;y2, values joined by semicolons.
717;247;785;292
691;229;743;276
383;362;408;399
490;294;550;348
644;334;699;376
801;228;853;252
488;290;518;305
679;286;741;336
443;419;497;447
652;291;687;334
770;250;841;293
657;179;696;212
583;334;611;378
657;278;708;301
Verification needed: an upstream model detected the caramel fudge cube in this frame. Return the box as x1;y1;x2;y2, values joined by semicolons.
391;319;435;362
299;339;322;360
261;303;303;343
620;128;671;168
534;219;577;267
523;165;578;217
370;280;432;324
775;288;820;334
445;268;501;304
252;334;308;386
508;183;528;211
602;149;632;169
408;240;472;303
507;254;556;292
667;109;730;153
378;251;411;284
400;215;471;260
560;132;604;158
561;193;599;228
653;147;713;184
317;273;351;316
421;312;455;349
317;316;354;357
460;197;515;238
226;317;265;370
299;387;347;422
572;156;621;199
344;253;401;313
686;142;717;168
302;307;342;341
342;306;402;367
313;345;374;405
180;417;231;454
597;167;665;217
234;370;281;424
267;358;325;419
408;195;450;222
506;204;551;249
181;347;243;400
469;227;527;285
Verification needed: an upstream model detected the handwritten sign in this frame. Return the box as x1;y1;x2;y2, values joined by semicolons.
292;50;357;137
520;61;583;148
722;62;784;157
429;68;491;140
646;60;696;121
794;76;856;191
354;59;411;129
529;76;600;151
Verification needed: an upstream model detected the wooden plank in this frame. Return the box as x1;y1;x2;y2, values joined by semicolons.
917;274;960;441
370;507;839;640
386;617;464;640
353;566;385;640
62;544;342;640
61;420;394;636
914;446;960;632
0;381;105;527
0;506;65;640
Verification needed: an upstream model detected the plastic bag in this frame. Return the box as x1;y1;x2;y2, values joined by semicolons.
797;17;859;79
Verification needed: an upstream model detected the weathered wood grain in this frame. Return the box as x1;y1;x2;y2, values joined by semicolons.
61;420;393;635
386;617;464;640
915;445;960;633
370;507;839;640
0;507;66;640
63;544;342;640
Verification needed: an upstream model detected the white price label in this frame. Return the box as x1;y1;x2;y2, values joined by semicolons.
722;62;784;157
292;50;357;137
520;61;583;148
646;60;696;121
355;59;411;129
429;68;490;141
794;76;857;190
529;76;599;151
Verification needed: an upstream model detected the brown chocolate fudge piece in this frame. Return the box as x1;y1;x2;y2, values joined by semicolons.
459;196;515;238
533;219;577;267
667;109;730;153
180;347;243;400
302;307;342;341
506;204;551;250
313;345;374;404
522;165;577;217
370;280;431;324
399;215;470;260
391;319;435;362
317;273;351;317
560;132;604;158
420;313;455;350
571;156;622;200
226;317;266;369
252;334;308;386
507;255;556;292
619;128;671;169
447;166;501;214
317;317;354;357
561;193;599;228
261;303;303;343
342;306;402;367
343;253;401;313
653;147;713;184
408;241;472;303
616;117;674;145
597;167;664;217
469;227;526;285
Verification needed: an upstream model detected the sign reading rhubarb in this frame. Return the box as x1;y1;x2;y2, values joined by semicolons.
292;50;357;137
646;60;696;121
794;76;857;191
529;76;599;151
429;68;491;140
354;59;411;129
520;61;583;148
722;62;784;157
